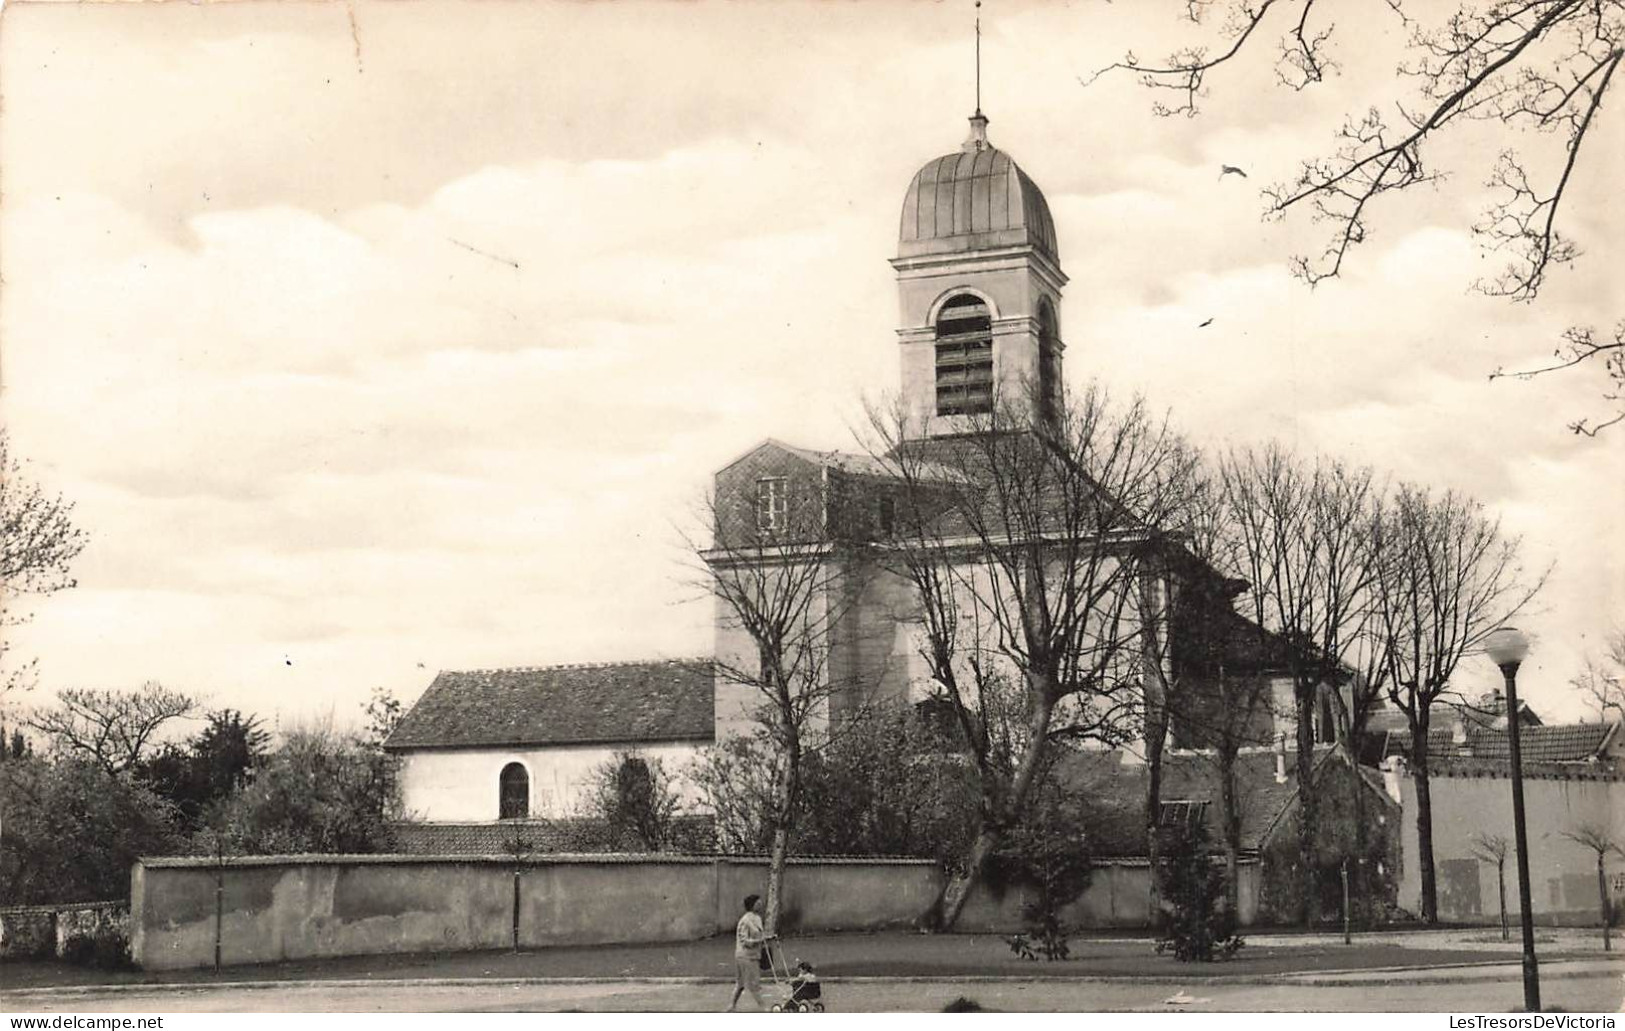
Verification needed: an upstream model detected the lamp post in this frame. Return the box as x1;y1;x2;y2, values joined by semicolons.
1484;626;1539;1012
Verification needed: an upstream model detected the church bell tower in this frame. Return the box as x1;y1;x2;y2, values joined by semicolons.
891;112;1067;437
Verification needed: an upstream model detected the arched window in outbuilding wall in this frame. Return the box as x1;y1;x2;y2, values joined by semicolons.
499;761;529;820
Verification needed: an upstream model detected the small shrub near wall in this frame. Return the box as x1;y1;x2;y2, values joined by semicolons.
1155;824;1243;962
61;928;133;970
990;775;1094;961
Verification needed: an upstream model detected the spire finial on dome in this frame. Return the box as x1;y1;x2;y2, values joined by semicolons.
963;1;989;152
963;111;990;153
974;0;982;117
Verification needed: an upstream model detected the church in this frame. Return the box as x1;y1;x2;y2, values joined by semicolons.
385;109;1341;837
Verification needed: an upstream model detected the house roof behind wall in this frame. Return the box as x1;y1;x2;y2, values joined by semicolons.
1423;756;1625;781
385;659;715;750
1373;721;1618;766
1464;722;1617;764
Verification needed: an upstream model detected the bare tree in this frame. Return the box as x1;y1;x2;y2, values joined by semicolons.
1150;474;1284;920
0;430;89;697
1562;823;1624;951
687;734;779;854
1155;628;1284;921
1337;494;1401;754
1573;626;1625;723
1472;831;1512;942
1212;444;1380;926
1207;670;1285;919
867;384;1202;929
1374;483;1546;923
25;682;199;775
1135;558;1185;928
692;466;867;933
1092;1;1625;434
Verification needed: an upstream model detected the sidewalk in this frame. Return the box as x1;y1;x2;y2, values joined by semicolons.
1277;958;1622;986
4;928;1618;995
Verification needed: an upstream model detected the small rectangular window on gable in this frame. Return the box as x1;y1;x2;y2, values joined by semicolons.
878;495;896;536
756;477;787;533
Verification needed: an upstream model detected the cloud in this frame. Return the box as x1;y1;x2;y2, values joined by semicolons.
0;134;890;717
2;1;1618;726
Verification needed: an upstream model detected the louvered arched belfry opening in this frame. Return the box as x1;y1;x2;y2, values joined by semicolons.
935;293;994;416
1038;299;1061;422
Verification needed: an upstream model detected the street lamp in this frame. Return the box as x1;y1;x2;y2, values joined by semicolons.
1483;625;1540;1012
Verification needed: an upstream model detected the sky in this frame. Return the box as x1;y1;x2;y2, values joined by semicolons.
1;0;1620;732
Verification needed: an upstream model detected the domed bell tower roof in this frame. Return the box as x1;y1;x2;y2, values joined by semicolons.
897;113;1058;264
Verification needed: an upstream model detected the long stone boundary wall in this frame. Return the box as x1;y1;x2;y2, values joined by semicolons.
130;854;1260;971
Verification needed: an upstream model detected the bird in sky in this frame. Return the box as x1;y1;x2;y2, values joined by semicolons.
1199;317;1214;328
1219;165;1248;179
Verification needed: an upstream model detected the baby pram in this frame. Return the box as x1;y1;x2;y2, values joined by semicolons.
761;936;825;1013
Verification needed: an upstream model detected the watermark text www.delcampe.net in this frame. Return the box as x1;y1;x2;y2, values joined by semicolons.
1451;1019;1617;1029
11;1018;164;1029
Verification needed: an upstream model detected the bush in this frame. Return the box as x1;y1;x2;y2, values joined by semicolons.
91;928;133;970
1006;928;1070;962
61;935;96;966
0;758;181;905
1155;822;1243;962
61;929;132;970
794;704;980;862
583;751;683;851
688;705;980;861
687;735;778;854
203;721;399;855
991;775;1092;962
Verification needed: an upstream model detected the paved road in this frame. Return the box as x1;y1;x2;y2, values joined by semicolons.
8;970;1623;1013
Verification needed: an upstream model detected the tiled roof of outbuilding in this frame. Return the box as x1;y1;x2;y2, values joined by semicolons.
1371;721;1617;766
384;659;715;750
388;817;717;855
1462;722;1616;764
1423;757;1625;781
1372;727;1457;760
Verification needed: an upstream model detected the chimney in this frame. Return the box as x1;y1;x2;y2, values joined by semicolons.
1274;732;1288;784
1381;755;1406;804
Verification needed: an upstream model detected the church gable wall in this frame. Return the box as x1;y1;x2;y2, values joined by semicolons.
713;444;824;545
1168;670;1278;751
